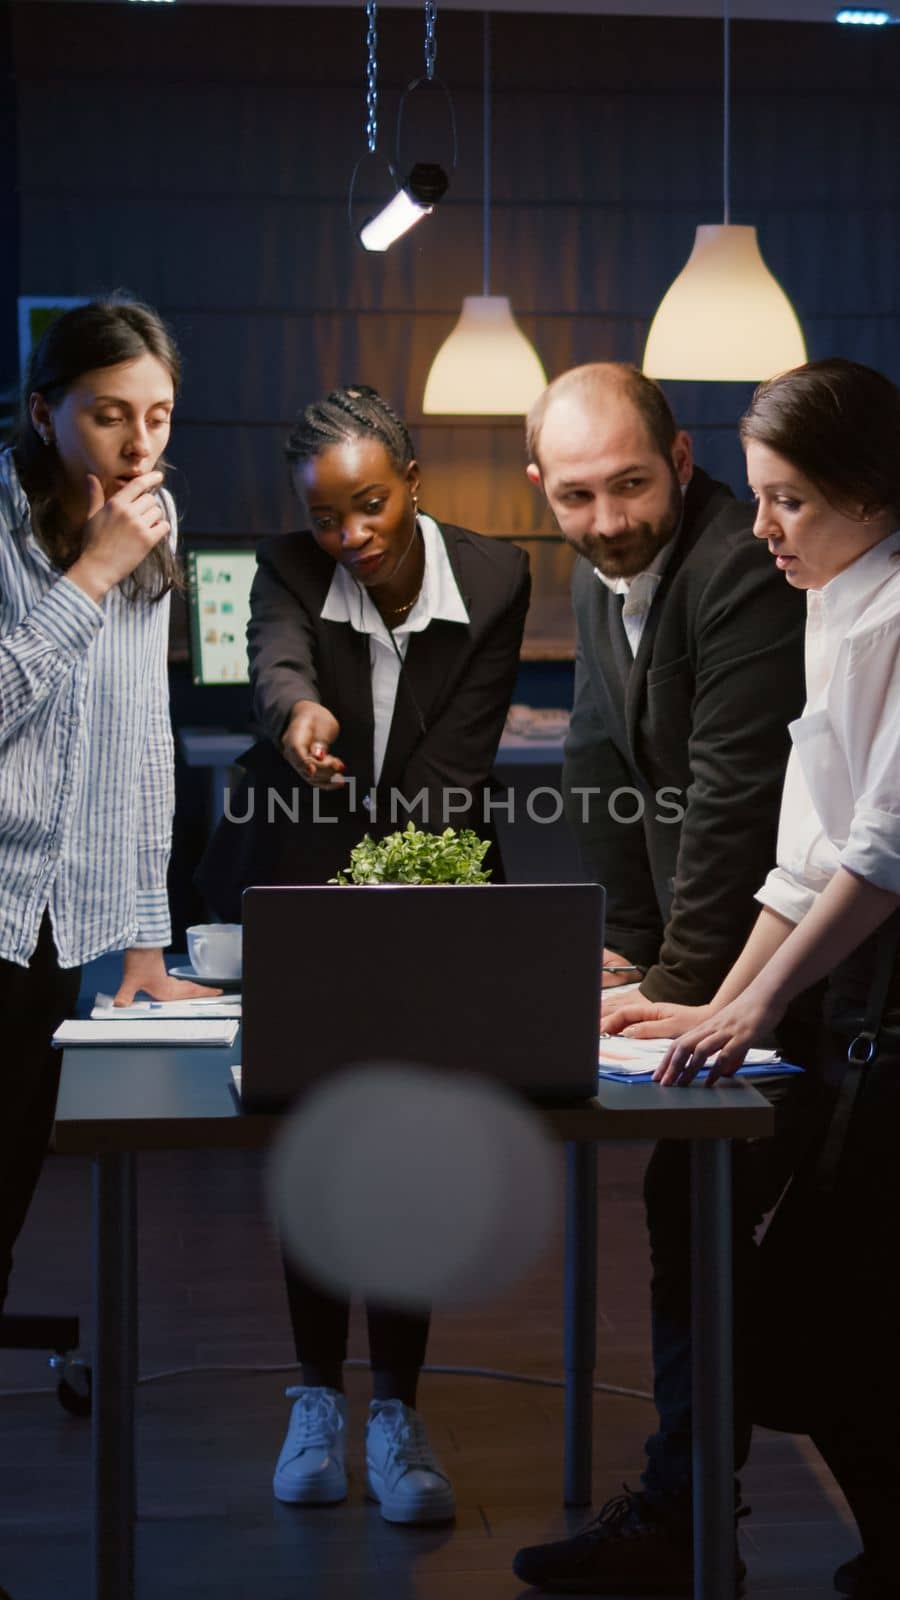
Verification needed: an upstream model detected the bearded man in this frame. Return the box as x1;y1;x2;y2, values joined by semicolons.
514;364;812;1595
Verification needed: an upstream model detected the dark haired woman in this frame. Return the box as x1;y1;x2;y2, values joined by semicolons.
0;299;213;1317
603;359;900;1599
199;384;530;1524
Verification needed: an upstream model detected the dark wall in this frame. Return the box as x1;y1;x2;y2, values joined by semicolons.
0;5;19;407
11;1;900;525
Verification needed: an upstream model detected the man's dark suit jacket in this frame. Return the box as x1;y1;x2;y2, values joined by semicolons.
197;521;530;919
562;466;807;1006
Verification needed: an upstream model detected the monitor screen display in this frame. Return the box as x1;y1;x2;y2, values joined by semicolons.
187;546;257;685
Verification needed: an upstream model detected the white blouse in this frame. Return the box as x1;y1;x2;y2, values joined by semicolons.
757;528;900;925
319;513;469;784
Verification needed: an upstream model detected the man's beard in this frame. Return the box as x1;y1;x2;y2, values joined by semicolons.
575;476;683;579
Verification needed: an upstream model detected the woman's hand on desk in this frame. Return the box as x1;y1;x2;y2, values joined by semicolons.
282;701;345;788
602;997;714;1042
114;948;222;1005
652;987;785;1087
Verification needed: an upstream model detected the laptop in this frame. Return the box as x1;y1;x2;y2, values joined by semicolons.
238;883;605;1110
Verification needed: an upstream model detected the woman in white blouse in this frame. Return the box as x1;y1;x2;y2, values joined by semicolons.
606;359;900;1599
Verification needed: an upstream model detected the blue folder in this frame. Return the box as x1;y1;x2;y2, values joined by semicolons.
597;1060;804;1085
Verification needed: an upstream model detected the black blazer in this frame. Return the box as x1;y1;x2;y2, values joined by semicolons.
197;520;530;917
562;467;807;1005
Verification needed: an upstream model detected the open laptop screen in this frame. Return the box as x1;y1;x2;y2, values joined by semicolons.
240;883;605;1109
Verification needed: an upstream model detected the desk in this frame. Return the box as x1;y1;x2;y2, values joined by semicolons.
53;1045;772;1600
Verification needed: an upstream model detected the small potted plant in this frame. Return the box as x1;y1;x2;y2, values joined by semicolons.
330;821;492;886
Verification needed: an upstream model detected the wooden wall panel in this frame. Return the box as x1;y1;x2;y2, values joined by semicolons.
10;2;900;656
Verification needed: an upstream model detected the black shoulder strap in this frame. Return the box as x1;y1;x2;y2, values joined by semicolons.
816;908;900;1190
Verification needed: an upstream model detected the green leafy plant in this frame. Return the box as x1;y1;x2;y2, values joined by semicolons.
331;822;492;885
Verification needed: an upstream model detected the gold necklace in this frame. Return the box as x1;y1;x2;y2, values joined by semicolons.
383;586;421;620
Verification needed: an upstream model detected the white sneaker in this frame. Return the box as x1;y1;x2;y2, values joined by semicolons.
365;1399;456;1524
272;1386;347;1505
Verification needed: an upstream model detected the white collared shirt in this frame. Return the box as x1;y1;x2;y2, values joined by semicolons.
757;529;900;924
593;489;684;656
320;512;469;783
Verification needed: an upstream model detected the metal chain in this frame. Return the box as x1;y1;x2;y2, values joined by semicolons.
424;0;437;79
365;0;378;154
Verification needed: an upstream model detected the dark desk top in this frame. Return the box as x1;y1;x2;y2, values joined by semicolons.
52;1040;774;1155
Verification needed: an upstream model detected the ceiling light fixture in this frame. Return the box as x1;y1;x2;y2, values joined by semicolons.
359;163;449;253
423;13;547;415
357;0;451;254
642;0;807;382
835;8;892;21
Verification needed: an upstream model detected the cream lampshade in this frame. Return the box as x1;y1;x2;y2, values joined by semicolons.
423;294;547;414
422;15;546;416
643;0;807;384
643;224;807;382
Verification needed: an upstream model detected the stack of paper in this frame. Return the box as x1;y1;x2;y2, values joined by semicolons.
53;1018;239;1048
91;993;241;1020
598;1034;790;1082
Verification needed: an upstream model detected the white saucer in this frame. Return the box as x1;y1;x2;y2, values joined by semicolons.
169;963;241;991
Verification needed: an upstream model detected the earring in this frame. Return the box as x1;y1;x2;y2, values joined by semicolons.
41;432;52;448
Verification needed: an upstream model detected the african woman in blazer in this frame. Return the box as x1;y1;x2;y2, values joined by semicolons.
199;386;529;1524
199;395;529;908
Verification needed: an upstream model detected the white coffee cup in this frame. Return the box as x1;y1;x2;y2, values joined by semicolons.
187;923;242;980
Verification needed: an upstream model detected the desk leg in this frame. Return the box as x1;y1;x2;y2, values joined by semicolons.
564;1141;597;1507
690;1139;733;1600
92;1152;137;1600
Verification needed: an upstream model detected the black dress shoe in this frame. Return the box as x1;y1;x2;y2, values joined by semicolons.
836;1554;867;1594
511;1486;746;1596
846;1566;900;1600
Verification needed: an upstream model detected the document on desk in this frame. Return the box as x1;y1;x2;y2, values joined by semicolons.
598;1035;798;1083
53;1019;240;1048
90;993;241;1020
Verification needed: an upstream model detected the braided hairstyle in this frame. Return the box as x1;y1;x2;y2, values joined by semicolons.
285;384;416;474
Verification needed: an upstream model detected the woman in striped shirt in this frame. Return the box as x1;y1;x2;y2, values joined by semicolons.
0;299;211;1315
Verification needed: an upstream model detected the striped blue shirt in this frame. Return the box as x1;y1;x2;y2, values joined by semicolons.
0;449;174;968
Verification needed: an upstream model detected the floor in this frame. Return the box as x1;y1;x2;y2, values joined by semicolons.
0;1131;859;1600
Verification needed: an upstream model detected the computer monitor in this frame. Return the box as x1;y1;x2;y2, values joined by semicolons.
186;546;257;685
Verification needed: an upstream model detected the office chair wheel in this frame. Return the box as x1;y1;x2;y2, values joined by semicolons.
56;1358;92;1418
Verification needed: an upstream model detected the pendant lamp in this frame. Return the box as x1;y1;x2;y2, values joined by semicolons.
642;2;806;382
353;1;450;254
423;13;546;415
